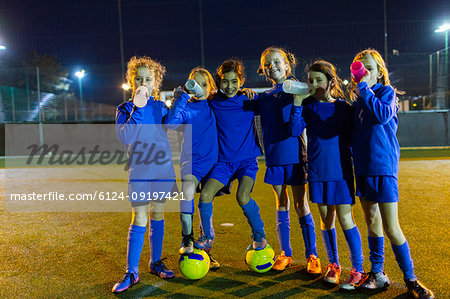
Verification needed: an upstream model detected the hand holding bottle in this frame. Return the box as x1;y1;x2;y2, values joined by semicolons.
350;61;367;84
133;86;150;108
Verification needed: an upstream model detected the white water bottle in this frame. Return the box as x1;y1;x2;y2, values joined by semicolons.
184;79;203;98
133;86;150;108
282;80;309;95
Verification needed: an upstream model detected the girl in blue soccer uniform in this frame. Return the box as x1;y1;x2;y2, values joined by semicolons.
194;59;268;255
113;56;175;293
291;60;366;289
254;47;320;274
351;49;433;298
165;67;219;259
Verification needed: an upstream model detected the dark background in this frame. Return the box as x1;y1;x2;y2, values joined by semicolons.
0;0;448;105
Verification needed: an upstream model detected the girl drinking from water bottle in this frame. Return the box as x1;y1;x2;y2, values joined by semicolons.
350;48;434;298
113;56;175;293
290;60;366;289
165;68;220;269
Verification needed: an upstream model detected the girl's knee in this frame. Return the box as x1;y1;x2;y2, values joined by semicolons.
320;217;334;230
336;212;355;230
200;190;214;203
383;223;404;241
183;186;195;201
236;190;250;206
150;211;164;221
132;210;148;226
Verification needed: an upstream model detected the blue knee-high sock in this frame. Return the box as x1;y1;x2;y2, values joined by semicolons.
391;240;416;280
198;201;214;238
368;236;385;273
276;210;292;257
299;213;317;258
343;226;364;272
126;224;146;274
149;219;165;264
240;198;266;239
321;228;339;265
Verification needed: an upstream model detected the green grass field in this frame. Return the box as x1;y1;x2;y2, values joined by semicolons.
1;153;449;298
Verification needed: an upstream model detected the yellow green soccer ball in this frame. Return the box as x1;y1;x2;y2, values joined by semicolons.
179;248;210;279
245;243;275;273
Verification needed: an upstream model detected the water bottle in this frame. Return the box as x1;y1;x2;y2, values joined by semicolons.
350;61;367;83
184;79;203;98
134;86;150;108
282;80;309;95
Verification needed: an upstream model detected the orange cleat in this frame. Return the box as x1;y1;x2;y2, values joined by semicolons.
272;251;292;271
306;255;322;275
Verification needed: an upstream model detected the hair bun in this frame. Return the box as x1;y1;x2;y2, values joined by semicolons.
287;53;296;66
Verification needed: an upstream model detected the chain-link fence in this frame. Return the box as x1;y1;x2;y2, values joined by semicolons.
0;51;448;123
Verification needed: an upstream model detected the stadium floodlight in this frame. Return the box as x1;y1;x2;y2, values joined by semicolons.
122;83;130;90
75;69;86;120
75;69;85;79
0;45;6;50
435;23;450;33
435;23;449;110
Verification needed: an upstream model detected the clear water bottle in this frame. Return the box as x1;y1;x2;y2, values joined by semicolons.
184;79;203;98
133;86;150;108
282;80;309;95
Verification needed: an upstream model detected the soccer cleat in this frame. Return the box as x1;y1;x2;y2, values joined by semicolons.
323;263;341;284
272;251;292;271
362;272;390;289
179;234;195;255
339;268;368;291
149;258;175;279
252;231;267;250
205;250;221;270
306;255;322;275
111;272;139;293
194;235;214;251
405;279;435;299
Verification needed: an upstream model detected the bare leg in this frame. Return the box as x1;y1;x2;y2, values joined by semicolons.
292;184;310;217
336;204;356;231
272;184;289;211
378;202;406;246
360;197;383;237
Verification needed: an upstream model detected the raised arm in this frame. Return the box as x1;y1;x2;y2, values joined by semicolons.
357;82;397;125
289;105;306;137
115;103;145;145
288;92;313;137
164;91;189;129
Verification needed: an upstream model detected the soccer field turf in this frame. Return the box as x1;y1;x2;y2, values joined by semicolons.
0;158;449;298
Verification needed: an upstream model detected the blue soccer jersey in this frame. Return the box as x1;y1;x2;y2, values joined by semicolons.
165;92;218;178
116;98;175;181
290;97;354;182
209;92;262;162
352;82;399;177
255;83;307;166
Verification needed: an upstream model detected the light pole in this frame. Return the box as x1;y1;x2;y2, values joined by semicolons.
75;69;85;120
435;23;449;109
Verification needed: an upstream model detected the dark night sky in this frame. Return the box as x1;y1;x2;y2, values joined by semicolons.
0;0;448;103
